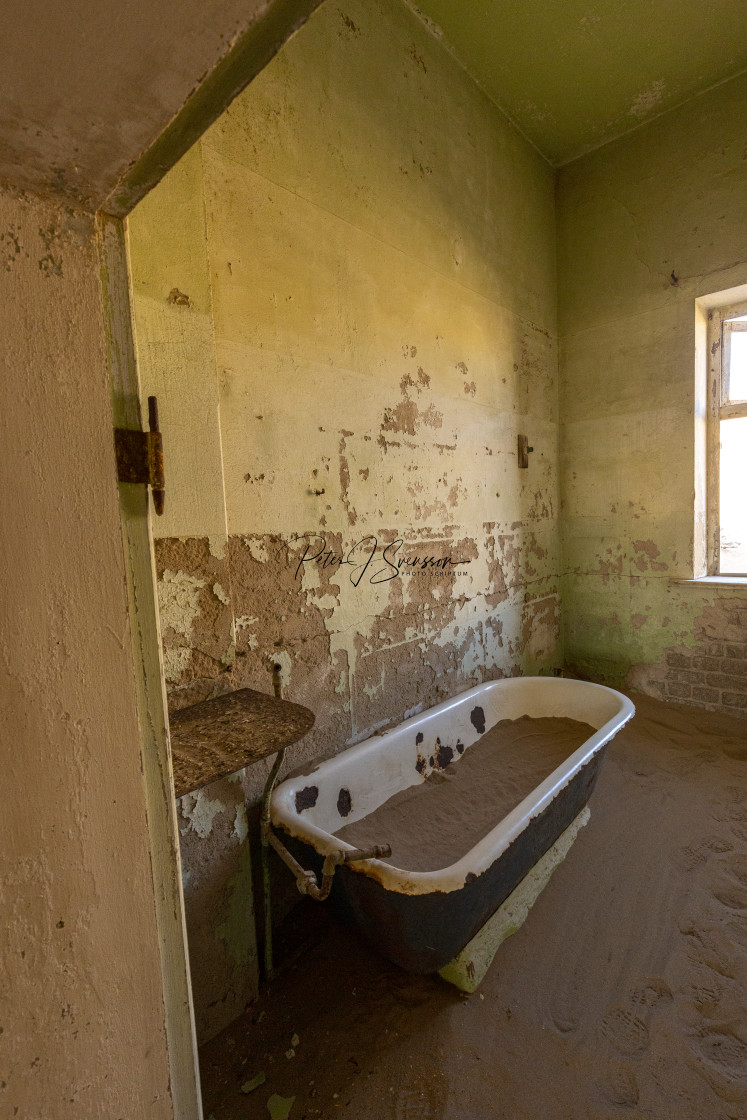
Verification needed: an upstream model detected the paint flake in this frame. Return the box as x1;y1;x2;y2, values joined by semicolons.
180;789;225;839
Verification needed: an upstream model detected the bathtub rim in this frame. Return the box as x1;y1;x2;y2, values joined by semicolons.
271;677;634;896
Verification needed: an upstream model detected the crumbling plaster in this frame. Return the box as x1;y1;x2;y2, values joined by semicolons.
129;0;560;1042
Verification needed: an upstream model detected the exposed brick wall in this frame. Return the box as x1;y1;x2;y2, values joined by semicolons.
629;598;747;717
665;642;747;710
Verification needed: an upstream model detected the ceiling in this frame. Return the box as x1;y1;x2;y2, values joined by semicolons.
2;0;747;210
411;0;747;165
0;0;321;212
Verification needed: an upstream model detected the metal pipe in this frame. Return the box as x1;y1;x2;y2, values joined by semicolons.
265;829;391;902
260;663;285;981
260;661;391;975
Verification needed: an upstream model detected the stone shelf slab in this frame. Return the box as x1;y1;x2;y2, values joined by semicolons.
169;688;315;798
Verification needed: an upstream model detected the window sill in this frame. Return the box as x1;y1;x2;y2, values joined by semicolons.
671;576;747;587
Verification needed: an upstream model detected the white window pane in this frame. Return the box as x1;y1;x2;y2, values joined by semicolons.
728;330;747;402
720;416;747;573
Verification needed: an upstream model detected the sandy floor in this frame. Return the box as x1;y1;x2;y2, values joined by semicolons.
200;692;747;1120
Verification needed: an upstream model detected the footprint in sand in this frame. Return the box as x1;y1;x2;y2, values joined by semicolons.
550;1010;578;1034
717;853;747;888
676;980;729;1031
693;985;728;1020
691;1028;747;1083
601;1007;650;1056
724;919;747;954
629;977;673;1010
669;835;733;871
549;996;580;1035
714;806;747;825
711;795;747;825
600;1059;640;1108
684;928;737;981
711;881;747;912
394;1088;437;1119
547;972;584;1035
727;821;747;843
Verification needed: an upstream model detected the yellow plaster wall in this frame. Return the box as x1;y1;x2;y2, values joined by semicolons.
558;72;747;708
129;0;559;1041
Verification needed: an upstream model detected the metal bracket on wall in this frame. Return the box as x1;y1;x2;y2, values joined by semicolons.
114;395;165;515
518;434;533;469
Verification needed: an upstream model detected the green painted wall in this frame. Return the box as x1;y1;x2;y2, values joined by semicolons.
558;72;747;708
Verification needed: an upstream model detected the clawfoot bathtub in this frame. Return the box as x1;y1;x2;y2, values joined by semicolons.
271;677;634;980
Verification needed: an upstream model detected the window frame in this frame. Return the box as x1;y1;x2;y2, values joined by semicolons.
706;298;747;576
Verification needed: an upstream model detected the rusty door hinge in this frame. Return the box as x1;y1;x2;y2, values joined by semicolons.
517;434;534;469
114;396;165;515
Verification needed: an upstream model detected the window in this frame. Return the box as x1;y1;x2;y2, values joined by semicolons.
707;300;747;575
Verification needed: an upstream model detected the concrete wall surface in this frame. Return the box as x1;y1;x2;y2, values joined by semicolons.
128;0;560;1042
558;72;747;711
0;186;175;1117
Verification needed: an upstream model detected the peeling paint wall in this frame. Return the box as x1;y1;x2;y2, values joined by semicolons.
129;0;559;1040
558;72;747;713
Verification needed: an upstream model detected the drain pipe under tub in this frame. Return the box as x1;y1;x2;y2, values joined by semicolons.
260;663;287;982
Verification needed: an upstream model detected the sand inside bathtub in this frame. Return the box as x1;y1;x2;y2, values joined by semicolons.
335;714;595;872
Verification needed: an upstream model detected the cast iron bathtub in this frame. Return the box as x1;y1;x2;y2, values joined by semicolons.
271;677;634;974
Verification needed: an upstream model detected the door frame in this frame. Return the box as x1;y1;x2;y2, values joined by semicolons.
97;4;324;1115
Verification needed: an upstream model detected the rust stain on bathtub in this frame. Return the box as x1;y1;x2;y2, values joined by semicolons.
470;706;486;734
435;740;454;769
295;786;319;812
337;788;353;817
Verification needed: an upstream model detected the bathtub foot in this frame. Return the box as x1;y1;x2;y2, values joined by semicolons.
437;806;591;994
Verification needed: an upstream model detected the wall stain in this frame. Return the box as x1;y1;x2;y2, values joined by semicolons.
338;429;357;527
1;226;23;271
338;10;360;36
168;287;191;307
